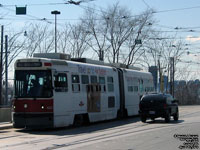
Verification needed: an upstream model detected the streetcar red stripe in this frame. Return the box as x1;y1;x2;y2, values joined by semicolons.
13;99;53;113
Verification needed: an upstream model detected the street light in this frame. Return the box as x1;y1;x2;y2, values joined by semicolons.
51;10;61;53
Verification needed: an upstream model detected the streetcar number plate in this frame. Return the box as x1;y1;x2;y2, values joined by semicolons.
149;111;155;114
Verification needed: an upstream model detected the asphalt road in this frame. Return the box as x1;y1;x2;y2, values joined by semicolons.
0;105;200;150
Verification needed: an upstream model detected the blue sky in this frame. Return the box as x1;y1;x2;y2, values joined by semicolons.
1;0;200;28
1;0;200;45
1;0;200;79
1;0;199;54
1;0;200;52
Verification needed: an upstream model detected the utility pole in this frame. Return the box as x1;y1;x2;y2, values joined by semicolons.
170;57;175;96
158;60;161;92
0;25;4;105
172;57;175;96
51;10;60;53
158;59;164;93
5;35;8;105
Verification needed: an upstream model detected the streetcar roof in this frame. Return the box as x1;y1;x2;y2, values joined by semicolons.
15;57;152;77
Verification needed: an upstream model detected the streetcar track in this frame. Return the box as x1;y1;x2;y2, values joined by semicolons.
0;118;141;141
0;118;138;141
2;120;200;149
0;110;200;149
0;123;147;148
180;110;200;118
0;135;24;140
42;121;200;150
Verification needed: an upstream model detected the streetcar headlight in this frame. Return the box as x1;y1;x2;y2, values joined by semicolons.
24;104;28;109
41;105;44;109
13;105;16;109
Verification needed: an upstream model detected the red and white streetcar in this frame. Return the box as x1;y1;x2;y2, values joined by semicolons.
12;53;154;129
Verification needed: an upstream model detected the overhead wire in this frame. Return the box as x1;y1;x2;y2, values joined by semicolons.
1;1;200;29
2;2;200;43
141;0;151;9
153;5;200;14
2;1;200;71
0;5;53;24
1;1;200;22
0;3;67;7
0;0;97;26
0;0;96;7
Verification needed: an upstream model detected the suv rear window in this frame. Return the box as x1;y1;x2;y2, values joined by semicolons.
141;94;166;101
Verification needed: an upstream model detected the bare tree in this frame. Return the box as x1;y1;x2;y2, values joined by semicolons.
68;23;91;58
81;7;110;61
175;64;193;81
25;23;54;57
7;31;26;68
81;3;154;64
141;34;187;92
142;38;165;70
103;3;137;63
1;30;27;77
58;24;71;54
124;10;155;66
162;39;186;86
142;35;186;69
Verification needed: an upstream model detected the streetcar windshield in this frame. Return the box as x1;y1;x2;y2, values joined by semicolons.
14;70;53;98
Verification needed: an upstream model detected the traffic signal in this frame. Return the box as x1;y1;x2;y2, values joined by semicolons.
16;6;26;15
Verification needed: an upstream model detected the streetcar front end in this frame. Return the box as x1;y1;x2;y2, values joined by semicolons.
12;59;54;129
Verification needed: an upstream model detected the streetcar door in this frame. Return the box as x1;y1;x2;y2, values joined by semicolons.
87;83;101;112
117;68;126;117
53;72;69;127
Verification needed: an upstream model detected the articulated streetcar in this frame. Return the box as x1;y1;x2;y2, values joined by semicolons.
12;53;154;129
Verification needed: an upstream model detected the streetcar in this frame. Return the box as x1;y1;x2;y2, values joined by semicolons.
12;53;154;129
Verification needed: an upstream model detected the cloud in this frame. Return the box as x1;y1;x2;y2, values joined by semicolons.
186;35;200;42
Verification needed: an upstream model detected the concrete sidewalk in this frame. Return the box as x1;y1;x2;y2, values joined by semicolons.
0;122;13;130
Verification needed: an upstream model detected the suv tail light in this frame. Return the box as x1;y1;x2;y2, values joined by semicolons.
163;103;167;109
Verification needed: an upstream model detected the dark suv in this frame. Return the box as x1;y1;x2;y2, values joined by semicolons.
139;93;179;123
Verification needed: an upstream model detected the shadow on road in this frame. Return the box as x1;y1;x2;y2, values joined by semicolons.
147;119;184;124
0;130;9;134
16;116;142;136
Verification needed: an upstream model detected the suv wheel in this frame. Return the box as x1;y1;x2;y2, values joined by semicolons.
173;111;179;121
165;113;171;123
141;116;146;123
151;117;155;121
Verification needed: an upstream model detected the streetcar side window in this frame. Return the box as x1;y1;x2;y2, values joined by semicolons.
81;75;89;84
139;79;144;92
54;73;68;92
99;76;106;92
81;75;89;92
134;86;139;92
91;75;98;84
128;86;134;92
72;75;80;92
107;76;114;92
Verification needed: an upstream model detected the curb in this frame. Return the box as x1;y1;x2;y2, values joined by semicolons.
0;122;13;130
